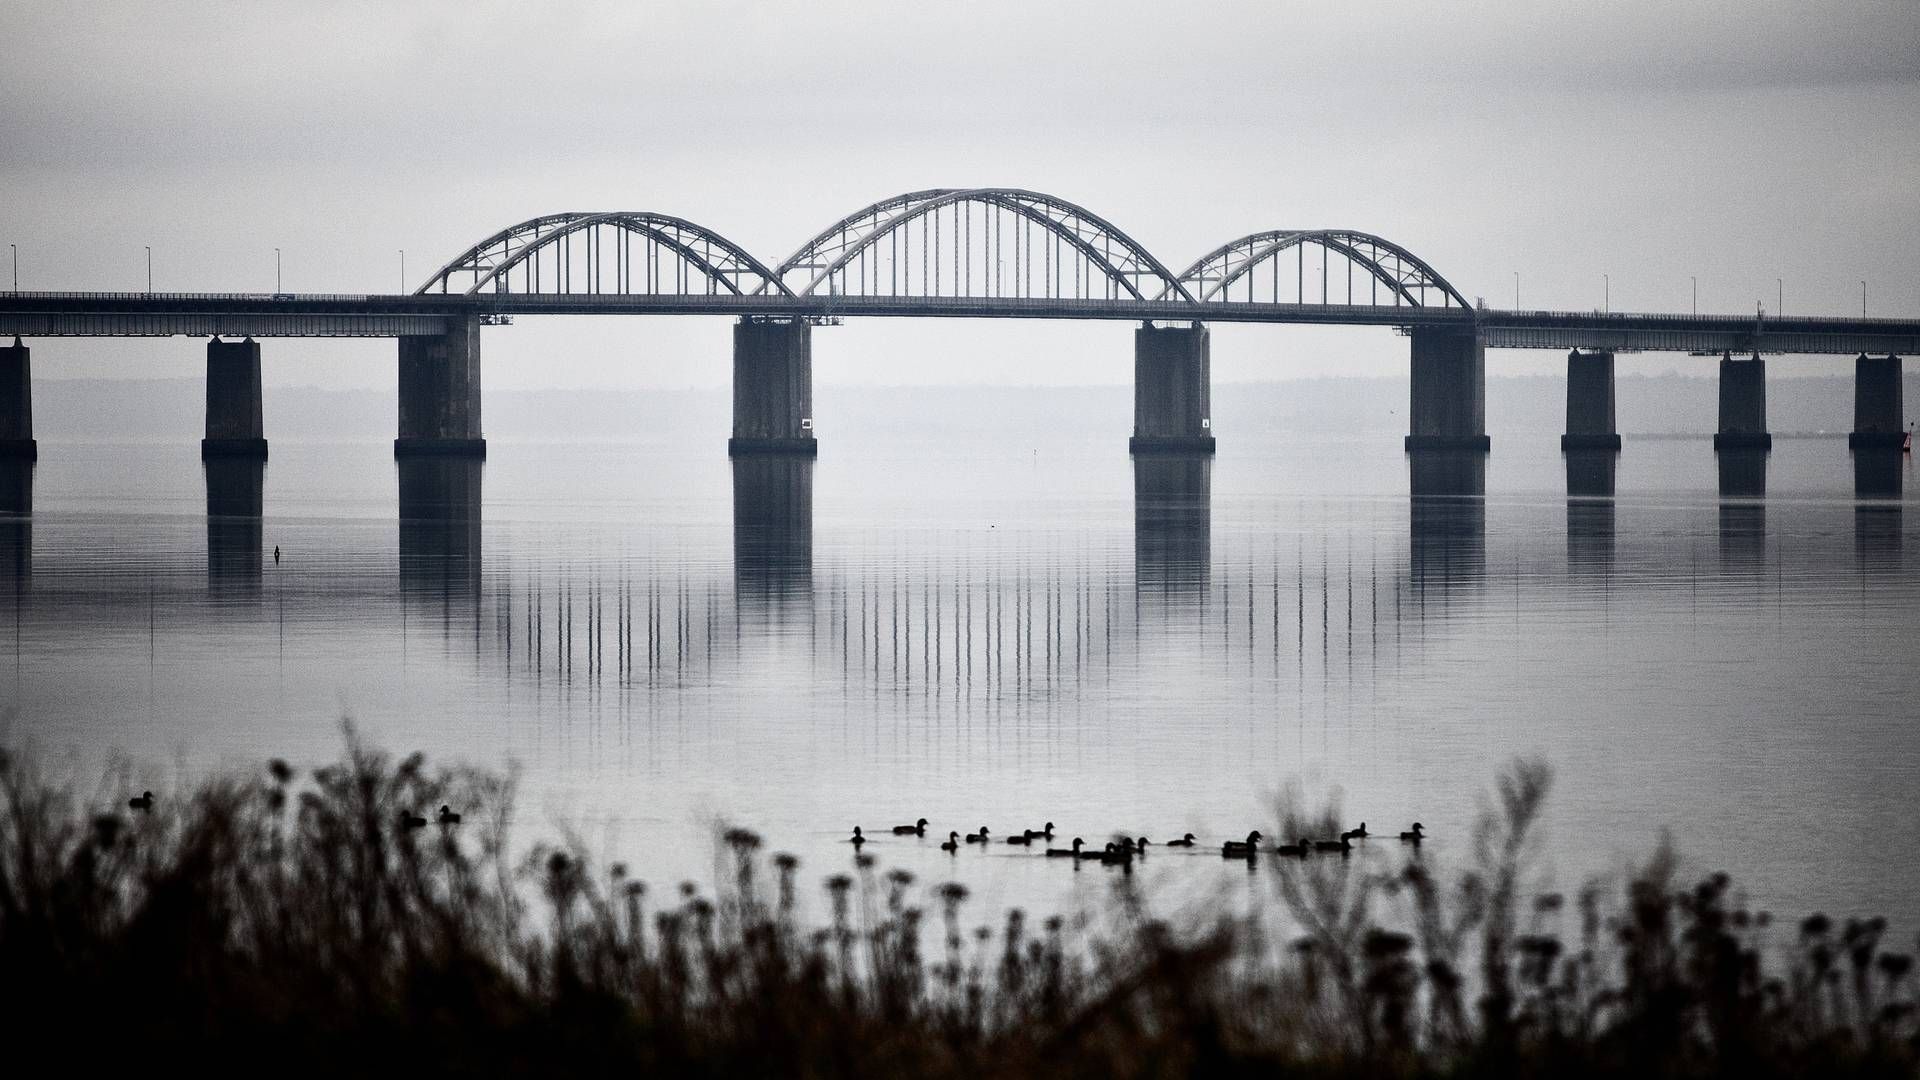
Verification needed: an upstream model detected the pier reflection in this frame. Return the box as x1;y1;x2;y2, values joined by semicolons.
732;456;813;618
1716;449;1767;569
1853;449;1903;567
205;458;264;593
1408;451;1485;588
0;458;29;590
398;458;483;602
1564;450;1616;572
1133;453;1210;603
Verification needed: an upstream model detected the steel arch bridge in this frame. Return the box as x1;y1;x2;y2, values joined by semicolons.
416;211;790;297
1173;229;1472;309
410;191;1478;320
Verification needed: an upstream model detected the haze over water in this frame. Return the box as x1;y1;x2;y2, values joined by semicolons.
2;383;1915;926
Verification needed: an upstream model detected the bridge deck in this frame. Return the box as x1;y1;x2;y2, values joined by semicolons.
0;292;1914;354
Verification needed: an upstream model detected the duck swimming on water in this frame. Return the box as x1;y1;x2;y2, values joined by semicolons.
1399;822;1425;842
399;810;428;830
1342;822;1368;840
128;791;154;812
849;826;867;846
1005;831;1033;845
940;831;960;853
438;805;461;826
1164;833;1197;848
1315;836;1353;855
893;818;929;836
1026;822;1055;840
966;826;990;843
1222;830;1263;857
1276;839;1310;857
1045;837;1085;858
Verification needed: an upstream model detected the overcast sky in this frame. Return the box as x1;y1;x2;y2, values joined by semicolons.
2;0;1915;390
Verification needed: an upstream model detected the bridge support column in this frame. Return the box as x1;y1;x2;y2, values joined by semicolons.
396;316;485;457
1561;349;1620;451
202;337;267;458
729;317;815;456
1404;327;1489;452
1713;352;1770;450
0;338;35;460
1130;322;1214;454
1848;354;1904;449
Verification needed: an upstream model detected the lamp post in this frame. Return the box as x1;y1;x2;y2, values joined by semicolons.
1862;280;1867;317
1513;270;1519;309
1603;273;1609;315
1776;278;1782;317
9;244;15;294
145;246;152;293
1691;275;1696;316
399;250;406;294
275;248;282;293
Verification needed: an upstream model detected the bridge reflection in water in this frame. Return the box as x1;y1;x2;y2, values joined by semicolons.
732;457;813;619
1133;454;1210;605
205;457;264;594
0;458;28;591
1854;449;1904;567
1718;449;1768;569
398;458;483;605
1565;449;1617;573
1409;451;1485;592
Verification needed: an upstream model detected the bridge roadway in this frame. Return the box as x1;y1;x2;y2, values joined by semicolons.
2;291;1917;356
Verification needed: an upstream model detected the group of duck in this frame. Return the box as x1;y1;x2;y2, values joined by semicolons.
849;819;1426;865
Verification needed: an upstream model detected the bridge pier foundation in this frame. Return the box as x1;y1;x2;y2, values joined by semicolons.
1404;327;1489;452
1130;322;1214;454
0;338;34;460
1848;354;1904;449
1713;352;1771;450
396;316;485;457
729;317;815;456
202;337;267;458
1561;349;1621;451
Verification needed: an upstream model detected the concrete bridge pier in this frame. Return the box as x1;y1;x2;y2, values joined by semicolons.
1713;352;1770;450
396;316;486;457
733;455;813;607
398;457;483;601
202;337;267;458
205;456;265;589
1849;354;1905;449
1561;349;1621;451
0;338;35;460
1130;322;1214;454
729;317;816;456
1405;327;1489;452
1134;452;1211;599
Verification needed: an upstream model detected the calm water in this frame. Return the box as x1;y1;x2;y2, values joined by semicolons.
2;403;1915;927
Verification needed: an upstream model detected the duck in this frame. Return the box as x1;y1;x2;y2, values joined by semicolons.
1399;822;1425;842
398;809;428;830
1100;842;1134;866
940;831;960;853
1133;836;1151;854
438;804;462;826
1046;837;1085;858
1221;830;1263;857
1004;831;1034;845
1164;833;1197;848
965;826;990;843
1075;841;1108;862
1026;822;1056;840
849;826;867;846
128;791;154;812
1315;836;1353;855
1276;839;1311;857
1342;822;1369;840
892;817;929;836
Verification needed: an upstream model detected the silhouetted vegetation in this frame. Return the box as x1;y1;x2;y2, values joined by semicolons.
1;736;1913;1077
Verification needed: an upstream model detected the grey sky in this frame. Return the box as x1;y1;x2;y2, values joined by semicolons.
3;0;1916;391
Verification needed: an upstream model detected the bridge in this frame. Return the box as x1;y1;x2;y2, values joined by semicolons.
1;187;1914;460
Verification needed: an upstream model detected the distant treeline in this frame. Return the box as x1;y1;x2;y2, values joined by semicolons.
0;735;1913;1077
30;372;1918;442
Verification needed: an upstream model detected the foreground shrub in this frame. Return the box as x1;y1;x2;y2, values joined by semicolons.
0;736;1913;1077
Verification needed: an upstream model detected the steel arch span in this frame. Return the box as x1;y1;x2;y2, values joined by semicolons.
771;189;1196;303
417;212;791;297
1175;230;1471;309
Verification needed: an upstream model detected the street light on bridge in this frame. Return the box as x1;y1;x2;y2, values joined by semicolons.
1603;273;1609;315
1691;276;1696;316
9;244;15;294
275;248;282;293
144;246;152;294
1861;280;1867;317
400;250;406;294
1513;271;1518;309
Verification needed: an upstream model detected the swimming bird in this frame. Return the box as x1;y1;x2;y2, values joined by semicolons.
1165;833;1197;848
438;804;462;826
1100;842;1134;866
1399;822;1425;842
1075;842;1108;862
849;826;867;846
273;545;281;565
399;810;428;830
1045;837;1085;858
1276;839;1310;857
1005;831;1033;845
966;826;990;843
1342;822;1369;840
1222;830;1263;857
892;817;929;836
1315;836;1353;855
940;831;960;853
1026;822;1055;840
128;791;154;812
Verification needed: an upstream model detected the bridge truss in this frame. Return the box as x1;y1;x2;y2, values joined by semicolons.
416;212;789;297
1174;230;1472;309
